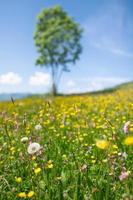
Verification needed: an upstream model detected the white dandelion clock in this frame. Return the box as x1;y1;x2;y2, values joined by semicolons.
35;124;42;130
27;142;41;155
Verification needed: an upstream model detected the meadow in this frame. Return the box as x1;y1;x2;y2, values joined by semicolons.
0;85;133;200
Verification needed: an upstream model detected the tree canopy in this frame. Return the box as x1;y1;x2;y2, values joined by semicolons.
34;5;83;95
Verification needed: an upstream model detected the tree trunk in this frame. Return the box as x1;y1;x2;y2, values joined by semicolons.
51;65;58;96
52;81;57;96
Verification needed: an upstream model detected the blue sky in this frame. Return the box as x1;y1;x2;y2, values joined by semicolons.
0;0;133;93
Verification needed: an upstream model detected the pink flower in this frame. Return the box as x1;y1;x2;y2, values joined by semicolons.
119;171;129;181
123;121;130;134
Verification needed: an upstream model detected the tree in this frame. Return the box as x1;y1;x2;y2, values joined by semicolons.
34;5;83;95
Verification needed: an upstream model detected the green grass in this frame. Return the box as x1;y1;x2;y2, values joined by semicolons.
0;82;132;199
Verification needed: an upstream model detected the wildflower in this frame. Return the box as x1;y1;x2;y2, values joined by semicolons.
10;156;14;160
88;146;92;153
34;167;41;174
124;136;133;145
47;160;54;169
80;164;88;172
91;160;96;164
32;156;36;160
35;124;42;130
18;192;26;198
27;191;35;198
122;152;128;159
123;121;130;134
112;145;118;149
48;163;54;168
21;137;28;143
27;142;41;155
96;140;109;149
102;159;108;163
16;177;22;183
112;150;118;154
62;154;67;159
119;171;129;181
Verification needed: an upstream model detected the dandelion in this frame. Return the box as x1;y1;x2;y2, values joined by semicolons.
16;177;22;183
27;142;41;155
112;145;118;149
91;160;96;164
35;124;42;130
34;167;41;174
123;121;130;134
32;156;36;160
27;191;35;198
18;192;26;198
119;171;129;181
96;140;109;149
124;136;133;145
47;160;54;169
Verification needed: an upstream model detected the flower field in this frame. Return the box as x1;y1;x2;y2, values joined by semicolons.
0;87;133;200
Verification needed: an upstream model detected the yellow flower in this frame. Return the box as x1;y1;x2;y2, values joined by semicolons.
18;192;26;198
112;150;118;154
91;160;96;164
34;167;41;174
16;177;22;183
10;156;14;160
32;156;36;160
62;154;67;159
47;160;54;169
130;127;133;132
27;191;35;198
96;140;109;149
48;160;52;164
124;136;133;145
48;163;54;169
112;145;118;149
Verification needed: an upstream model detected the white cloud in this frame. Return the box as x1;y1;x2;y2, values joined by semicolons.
0;72;22;85
66;80;76;87
29;72;51;86
88;76;129;91
64;76;130;93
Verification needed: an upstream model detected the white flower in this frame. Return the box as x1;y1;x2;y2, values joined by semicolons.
27;142;41;155
21;137;29;143
122;152;128;159
35;124;42;130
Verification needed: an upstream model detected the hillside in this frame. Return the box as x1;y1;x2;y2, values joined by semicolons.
115;81;133;90
0;93;33;101
0;81;132;101
59;81;133;96
0;80;132;200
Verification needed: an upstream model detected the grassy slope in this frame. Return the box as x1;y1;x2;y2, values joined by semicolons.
59;81;133;96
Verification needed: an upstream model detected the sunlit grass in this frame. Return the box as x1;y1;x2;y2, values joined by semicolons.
0;88;133;199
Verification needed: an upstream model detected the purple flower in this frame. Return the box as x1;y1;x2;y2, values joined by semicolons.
123;121;130;134
119;171;129;181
